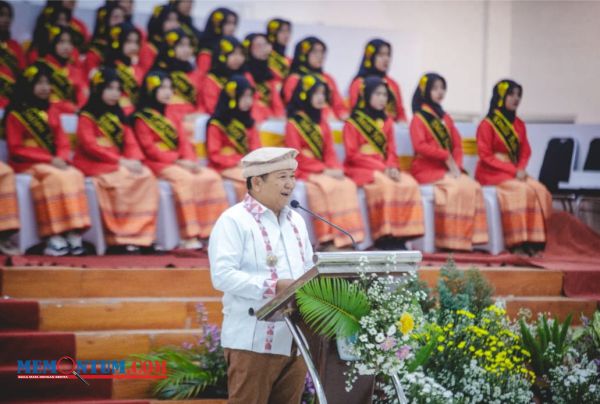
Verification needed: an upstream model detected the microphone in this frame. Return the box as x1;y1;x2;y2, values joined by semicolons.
290;200;358;250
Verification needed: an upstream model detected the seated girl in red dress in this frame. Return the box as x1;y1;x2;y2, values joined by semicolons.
284;74;365;249
349;39;407;122
133;69;229;249
343;76;424;249
36;24;87;114
409;73;488;251
142;4;181;73
196;8;238;77
152;28;204;122
199;36;246;115
73;68;159;254
4;63;90;255
265;18;292;87
206;74;261;200
28;3;89;66
243;33;285;123
103;22;146;115
283;36;349;121
85;3;126;76
475;79;552;255
0;1;26;109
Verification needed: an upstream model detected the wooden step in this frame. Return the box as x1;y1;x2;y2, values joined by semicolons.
76;329;204;360
503;296;598;325
2;265;564;299
150;401;227;404
1;267;218;298
113;379;227;401
418;266;564;296
37;298;223;331
113;378;155;400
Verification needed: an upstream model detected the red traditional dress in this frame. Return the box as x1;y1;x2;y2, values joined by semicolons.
343;111;424;240
410;104;488;250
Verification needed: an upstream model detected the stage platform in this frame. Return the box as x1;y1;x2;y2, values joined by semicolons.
1;212;598;402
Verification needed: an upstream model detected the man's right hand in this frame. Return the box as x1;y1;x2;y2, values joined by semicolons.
276;279;294;294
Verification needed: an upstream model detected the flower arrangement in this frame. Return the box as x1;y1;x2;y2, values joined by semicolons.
412;304;535;404
133;258;600;403
295;256;431;393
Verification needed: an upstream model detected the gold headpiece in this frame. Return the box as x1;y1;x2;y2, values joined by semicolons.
146;75;161;92
419;75;429;96
496;81;510;107
225;81;237;109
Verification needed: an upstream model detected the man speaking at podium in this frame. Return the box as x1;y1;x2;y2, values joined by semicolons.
209;147;314;403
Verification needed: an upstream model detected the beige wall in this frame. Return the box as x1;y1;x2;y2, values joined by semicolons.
26;0;600;123
222;0;600;123
509;1;600;123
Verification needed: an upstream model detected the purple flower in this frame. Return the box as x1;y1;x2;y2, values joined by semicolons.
182;341;194;350
304;372;316;394
581;314;590;327
395;345;411;360
379;337;397;352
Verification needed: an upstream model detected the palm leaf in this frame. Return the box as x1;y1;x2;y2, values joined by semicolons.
132;348;217;400
296;277;370;338
558;313;572;350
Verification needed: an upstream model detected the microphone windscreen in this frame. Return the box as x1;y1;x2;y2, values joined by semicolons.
290;200;300;208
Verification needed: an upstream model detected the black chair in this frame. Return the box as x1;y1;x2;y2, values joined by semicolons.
583;138;600;171
538;137;576;211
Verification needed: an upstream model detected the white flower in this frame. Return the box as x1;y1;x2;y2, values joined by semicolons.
375;333;385;343
386;324;396;336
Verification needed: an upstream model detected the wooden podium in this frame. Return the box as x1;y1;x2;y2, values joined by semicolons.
255;251;422;404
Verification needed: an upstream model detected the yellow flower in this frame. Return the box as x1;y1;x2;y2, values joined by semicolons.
396;313;415;335
437;336;445;343
458;341;466;349
456;309;475;319
437;345;444;352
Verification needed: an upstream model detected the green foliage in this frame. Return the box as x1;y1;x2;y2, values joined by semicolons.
404;276;436;314
296;277;371;338
572;310;600;361
129;304;227;400
519;313;573;401
132;348;225;400
406;332;438;373
436;259;494;317
519;313;572;378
